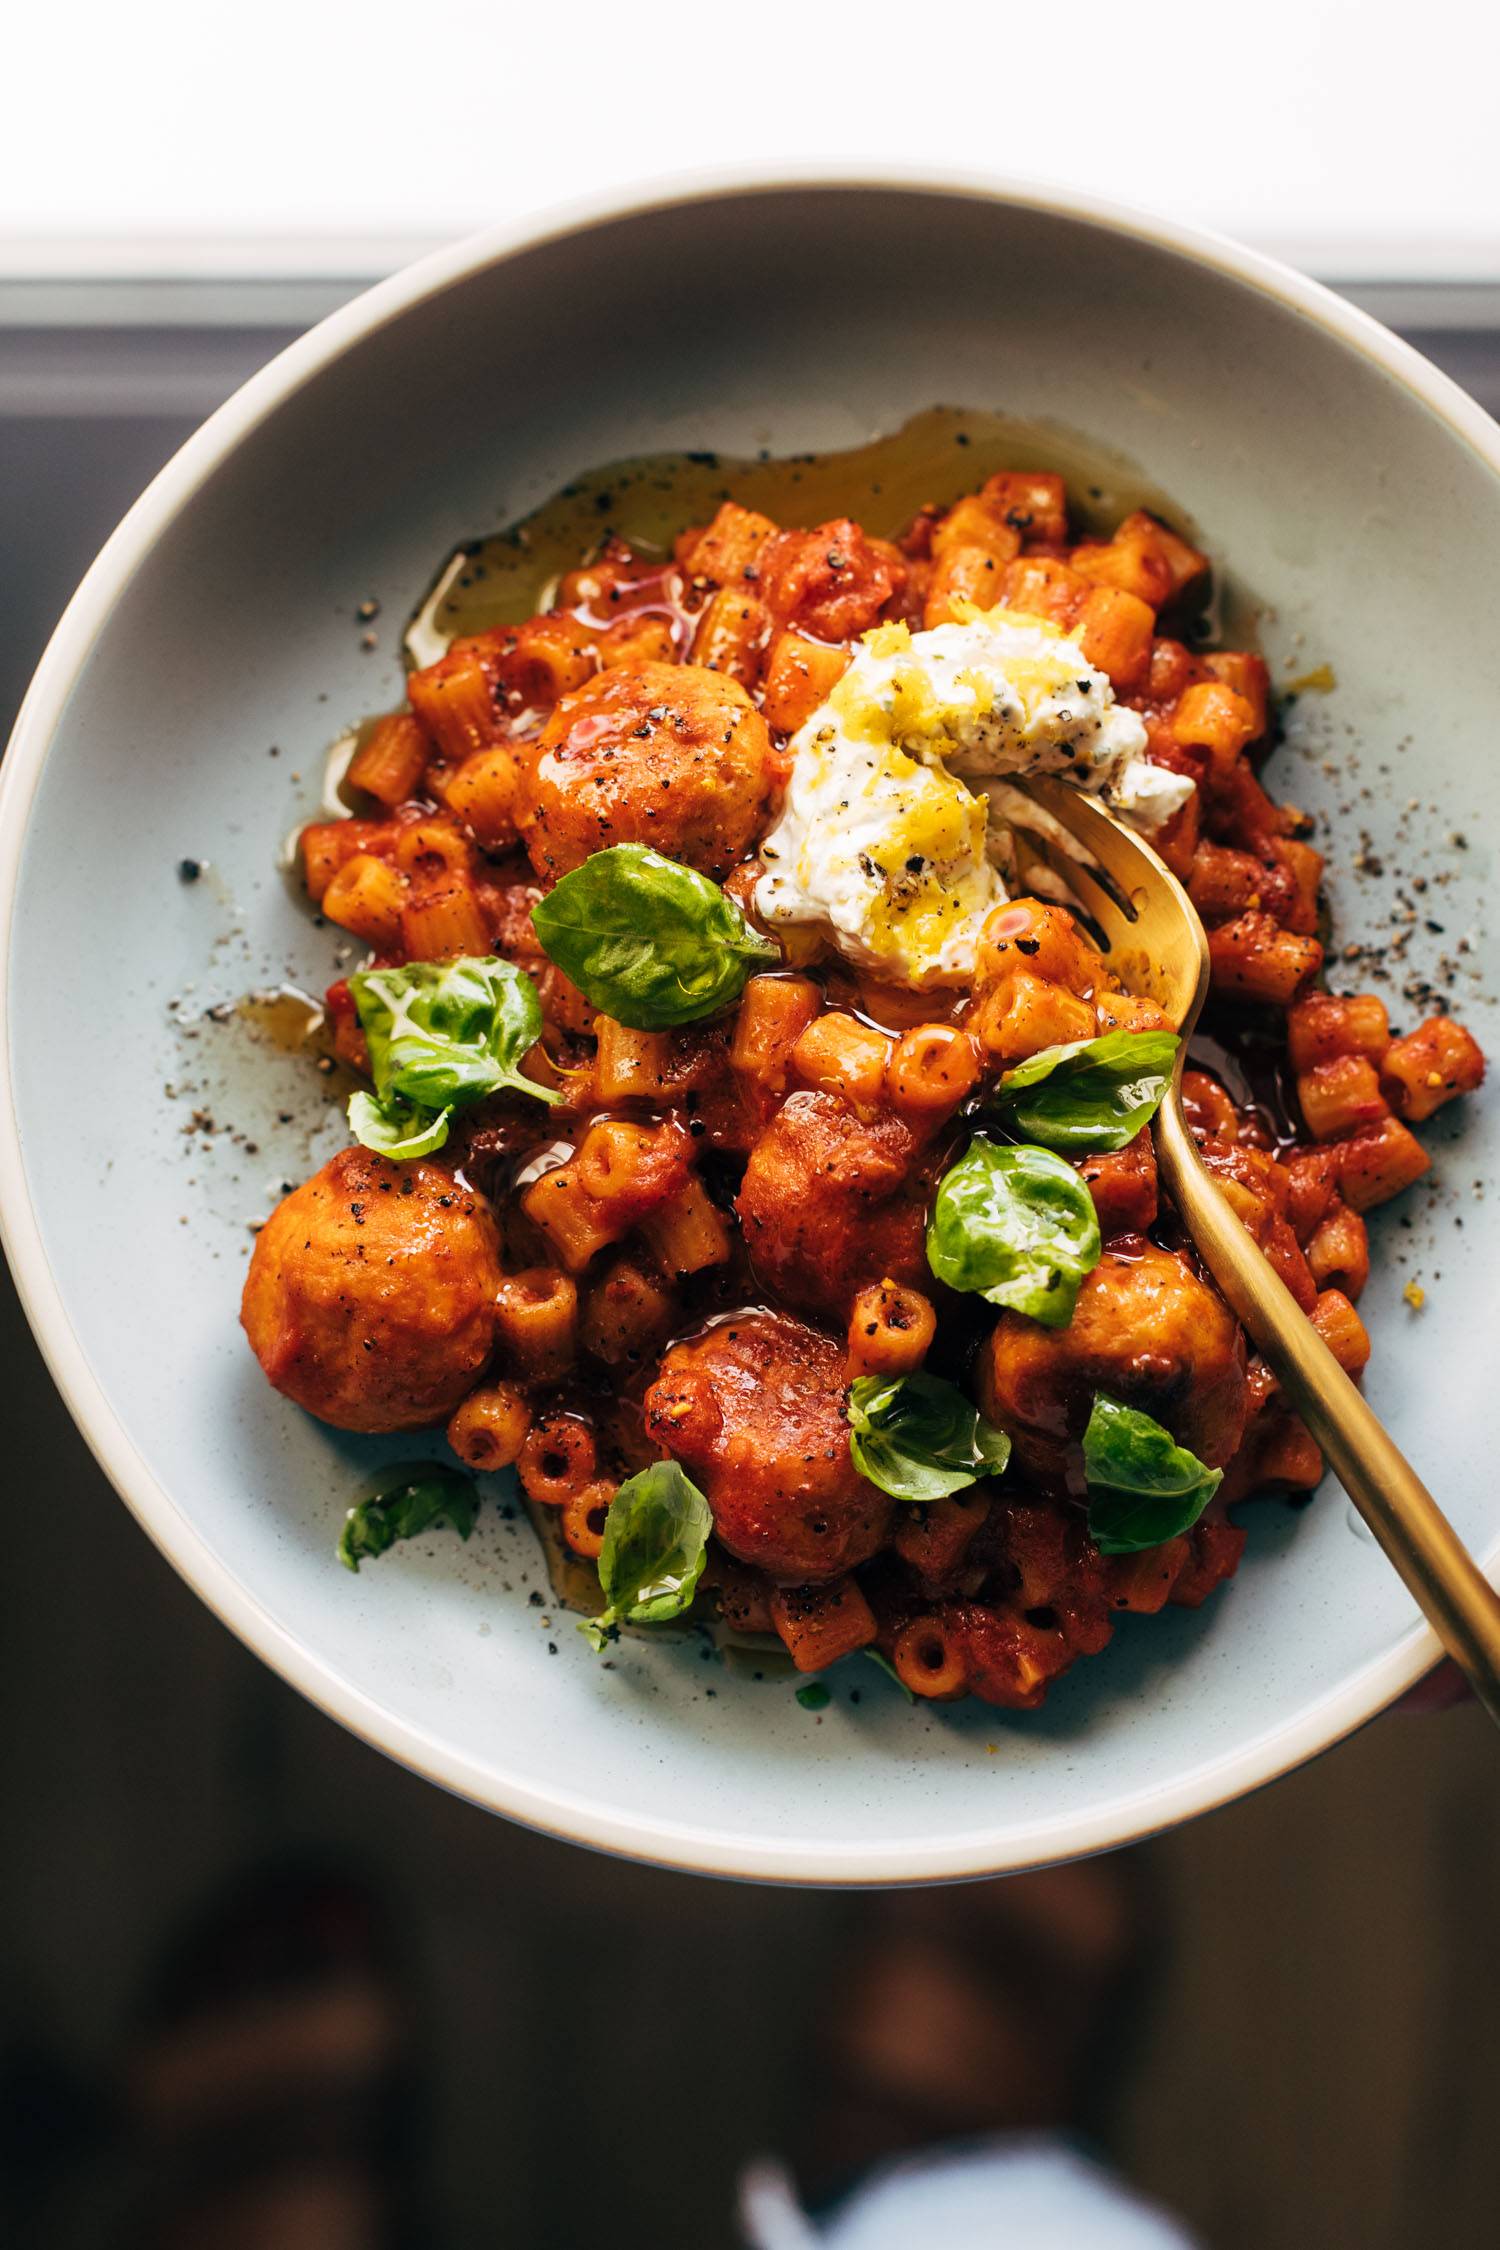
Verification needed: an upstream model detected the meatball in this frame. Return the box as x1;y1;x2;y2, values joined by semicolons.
976;1244;1248;1494
644;1311;893;1582
242;1148;502;1433
515;659;774;882
734;1090;927;1322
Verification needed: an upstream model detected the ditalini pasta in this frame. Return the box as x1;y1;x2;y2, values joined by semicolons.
240;429;1484;1706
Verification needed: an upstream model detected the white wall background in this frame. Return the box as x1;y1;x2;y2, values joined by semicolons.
1;0;1497;278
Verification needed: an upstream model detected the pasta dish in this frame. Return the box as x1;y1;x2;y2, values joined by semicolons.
240;420;1484;1707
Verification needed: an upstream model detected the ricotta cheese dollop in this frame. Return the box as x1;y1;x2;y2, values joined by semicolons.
755;609;1193;987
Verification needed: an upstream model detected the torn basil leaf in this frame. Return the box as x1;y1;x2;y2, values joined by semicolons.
847;1371;1011;1502
926;1137;1101;1328
347;1089;452;1161
338;1464;479;1572
993;1030;1180;1154
531;843;778;1030
1083;1393;1223;1554
347;954;558;1159
580;1459;713;1651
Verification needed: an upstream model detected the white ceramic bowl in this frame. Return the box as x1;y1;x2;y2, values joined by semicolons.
3;171;1497;1883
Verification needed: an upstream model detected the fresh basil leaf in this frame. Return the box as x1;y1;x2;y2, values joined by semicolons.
863;1648;917;1703
846;1371;1011;1502
347;1089;453;1160
530;843;778;1030
795;1681;831;1710
347;954;558;1159
926;1137;1101;1328
993;1030;1181;1153
580;1458;714;1650
352;954;559;1109
338;1463;479;1572
1083;1392;1223;1554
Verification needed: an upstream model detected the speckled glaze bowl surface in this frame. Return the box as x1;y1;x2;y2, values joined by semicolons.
3;171;1497;1882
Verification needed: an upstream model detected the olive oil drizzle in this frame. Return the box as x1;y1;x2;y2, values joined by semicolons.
405;405;1247;666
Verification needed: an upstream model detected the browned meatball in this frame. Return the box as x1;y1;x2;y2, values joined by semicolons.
515;659;775;881
242;1147;502;1433
976;1244;1248;1494
644;1311;892;1583
734;1091;927;1322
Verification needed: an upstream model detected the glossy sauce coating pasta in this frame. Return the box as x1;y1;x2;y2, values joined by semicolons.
242;443;1486;1708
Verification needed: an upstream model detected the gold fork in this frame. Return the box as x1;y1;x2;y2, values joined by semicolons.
1013;772;1500;1726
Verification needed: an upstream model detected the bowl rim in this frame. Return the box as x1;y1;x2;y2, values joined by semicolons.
3;161;1497;1884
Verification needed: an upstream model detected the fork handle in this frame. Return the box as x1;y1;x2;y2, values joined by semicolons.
1156;1097;1500;1728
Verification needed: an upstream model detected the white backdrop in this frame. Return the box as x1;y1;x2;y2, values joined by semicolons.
2;0;1497;278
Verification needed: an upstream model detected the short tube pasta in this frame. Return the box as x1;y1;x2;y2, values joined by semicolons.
1310;1289;1371;1376
1337;1117;1432;1211
493;1267;578;1379
518;1413;598;1507
520;1167;622;1273
407;642;501;761
690;586;772;685
1075;584;1154;692
597;615;678;670
300;818;385;903
321;853;406;949
886;1024;981;1119
1170;680;1258;772
561;1480;616;1560
641;1177;731;1276
769;1578;878;1672
981;469;1068;544
1206;913;1323;1007
1383;1016;1486;1121
710;1561;775;1638
972;970;1095;1064
1200;648;1270;736
923;541;1013;627
393;819;474;880
347;713;430;807
593;1019;673;1103
442;745;521;851
1093;992;1171;1035
791;1012;893;1115
573;1119;679;1210
1106;1539;1191;1615
447;1382;533;1471
1287;992;1392;1073
998;552;1088;626
758;630;850;732
891;1615;969;1701
846;1279;936;1380
1306;1204;1370;1299
928;492;1023;568
891;1494;989;1586
729;975;821;1093
499;615;598;706
400;874;491;963
1297;1055;1389;1143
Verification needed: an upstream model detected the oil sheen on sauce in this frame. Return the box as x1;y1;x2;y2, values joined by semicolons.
391;404;1284;1114
403;405;1256;667
302;412;1289;1629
